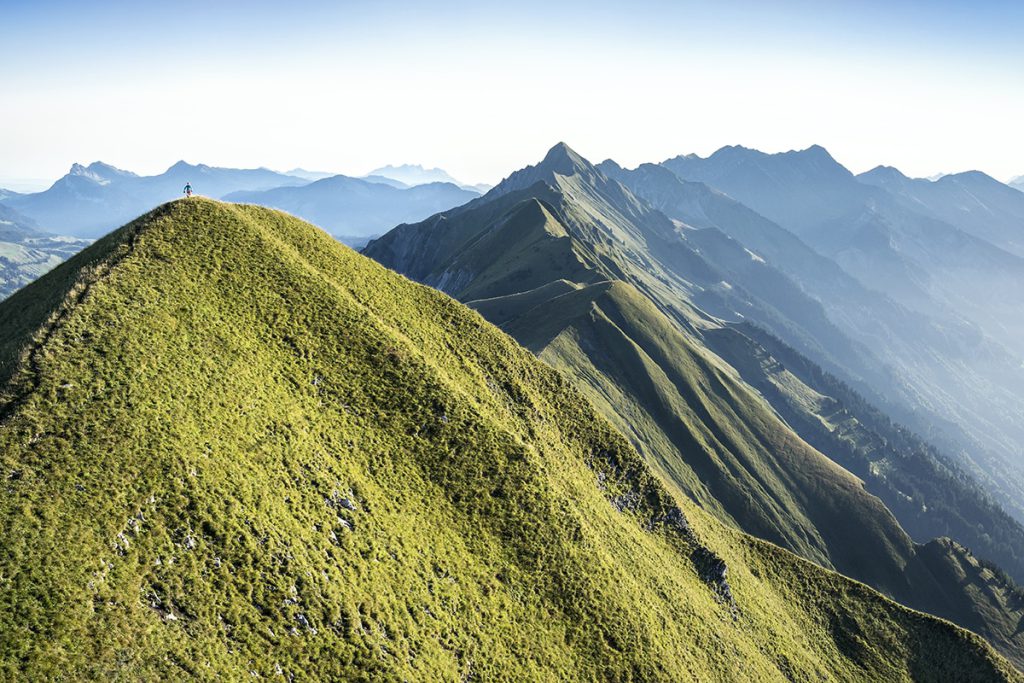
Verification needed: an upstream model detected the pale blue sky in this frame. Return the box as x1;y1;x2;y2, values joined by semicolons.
2;0;1022;188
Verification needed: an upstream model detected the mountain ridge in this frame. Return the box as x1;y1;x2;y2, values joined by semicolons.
3;197;1019;679
365;143;1024;665
659;144;1024;522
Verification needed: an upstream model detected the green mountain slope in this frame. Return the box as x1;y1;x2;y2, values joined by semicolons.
603;158;1024;526
365;144;1024;666
596;161;1024;584
0;198;1019;680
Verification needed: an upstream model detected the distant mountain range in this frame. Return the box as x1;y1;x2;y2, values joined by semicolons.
283;167;336;181
857;165;1024;258
1011;175;1024;192
367;163;492;193
366;142;1024;667
1;161;482;251
660;146;1024;520
225;176;479;246
4;161;306;238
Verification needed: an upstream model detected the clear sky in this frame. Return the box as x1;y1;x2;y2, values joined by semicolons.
2;0;1022;190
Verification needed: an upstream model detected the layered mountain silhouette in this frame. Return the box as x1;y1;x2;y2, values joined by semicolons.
4;198;1020;679
283;167;336;181
6;161;306;238
225;175;479;246
365;143;1024;666
858;166;1024;258
596;159;1024;577
367;163;491;192
6;162;480;252
660;145;1024;524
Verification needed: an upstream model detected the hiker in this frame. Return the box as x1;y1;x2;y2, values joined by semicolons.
183;182;193;198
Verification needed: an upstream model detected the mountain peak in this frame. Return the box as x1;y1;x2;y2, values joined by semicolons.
597;158;624;174
66;161;134;185
940;169;995;185
87;161;134;176
538;142;591;176
858;165;910;183
485;142;603;199
786;144;843;167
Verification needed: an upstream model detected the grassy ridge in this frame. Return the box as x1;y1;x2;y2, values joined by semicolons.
0;199;1018;680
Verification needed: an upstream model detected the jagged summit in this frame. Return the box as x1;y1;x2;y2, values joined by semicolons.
67;161;136;183
537;141;592;176
365;163;463;188
670;143;841;166
165;160;211;174
858;165;913;185
486;142;609;200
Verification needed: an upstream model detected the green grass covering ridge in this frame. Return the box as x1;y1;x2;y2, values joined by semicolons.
0;198;1019;680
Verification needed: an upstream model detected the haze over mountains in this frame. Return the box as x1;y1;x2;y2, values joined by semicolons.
0;161;483;250
366;163;492;193
0;203;90;299
1;198;1020;680
225;177;478;246
659;145;1024;519
4;161;304;239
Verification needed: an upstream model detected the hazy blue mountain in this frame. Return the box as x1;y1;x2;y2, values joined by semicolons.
0;203;39;241
366;163;490;192
661;145;1024;350
367;163;462;186
1010;176;1024;192
660;145;1024;524
364;143;1024;663
6;161;306;238
662;145;862;235
0;189;22;202
283;167;335;181
225;175;478;246
0;203;89;299
858;166;1024;257
361;174;410;189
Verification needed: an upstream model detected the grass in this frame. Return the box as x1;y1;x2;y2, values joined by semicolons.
0;198;1019;680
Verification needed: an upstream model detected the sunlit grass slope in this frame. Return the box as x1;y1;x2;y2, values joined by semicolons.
0;198;1018;681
